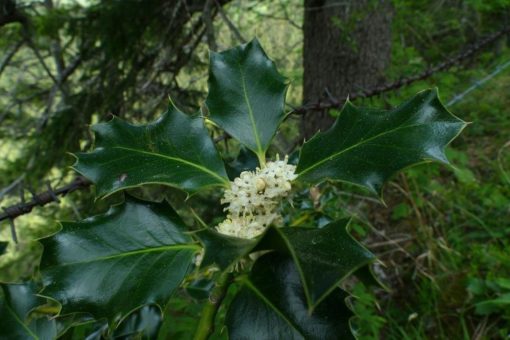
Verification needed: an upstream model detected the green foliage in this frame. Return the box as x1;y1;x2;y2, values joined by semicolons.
40;196;198;322
296;89;466;195
0;282;56;339
341;67;510;338
350;283;387;339
2;1;509;338
1;34;467;339
258;219;374;308
74;102;229;198
469;277;510;315
25;40;464;339
206;38;288;162
197;228;259;271
226;253;354;339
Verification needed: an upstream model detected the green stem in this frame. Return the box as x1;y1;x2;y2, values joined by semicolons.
257;152;266;168
193;271;232;340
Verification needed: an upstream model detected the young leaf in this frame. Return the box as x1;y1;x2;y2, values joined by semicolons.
39;196;199;323
227;253;354;340
0;282;57;340
74;101;229;198
258;219;374;310
206;38;288;162
196;228;260;271
296;89;467;195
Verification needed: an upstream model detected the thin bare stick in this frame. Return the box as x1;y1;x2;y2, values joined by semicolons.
0;177;91;222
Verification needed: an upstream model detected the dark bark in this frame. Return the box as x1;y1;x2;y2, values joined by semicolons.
301;0;394;138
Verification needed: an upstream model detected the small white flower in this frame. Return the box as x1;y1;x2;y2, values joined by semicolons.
215;155;296;239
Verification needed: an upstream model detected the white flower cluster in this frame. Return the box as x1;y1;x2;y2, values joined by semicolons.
216;155;297;239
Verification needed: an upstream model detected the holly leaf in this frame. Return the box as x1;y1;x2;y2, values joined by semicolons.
74;101;229;198
40;196;199;323
227;253;354;339
258;219;374;309
206;38;288;160
353;264;386;290
296;89;466;195
225;147;259;180
114;305;162;339
196;228;260;271
0;282;57;340
186;278;215;300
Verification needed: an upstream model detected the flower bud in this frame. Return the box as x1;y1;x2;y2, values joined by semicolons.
256;178;266;192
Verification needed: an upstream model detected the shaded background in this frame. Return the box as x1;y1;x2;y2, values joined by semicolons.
0;0;509;338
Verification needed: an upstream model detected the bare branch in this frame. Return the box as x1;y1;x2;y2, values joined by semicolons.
292;25;510;115
215;0;246;43
0;39;23;80
0;177;91;222
0;175;25;199
203;0;218;51
26;37;61;89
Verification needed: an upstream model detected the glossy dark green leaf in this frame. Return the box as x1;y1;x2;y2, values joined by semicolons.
0;282;57;340
54;313;95;339
227;253;354;339
57;308;161;339
114;305;162;339
353;264;386;290
40;196;199;322
196;228;259;271
225;147;259;180
206;38;288;160
296;89;467;195
258;219;374;309
74;101;229;198
71;322;107;340
186;278;215;300
0;241;7;256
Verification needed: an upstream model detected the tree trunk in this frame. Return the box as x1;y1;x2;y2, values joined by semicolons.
301;0;394;138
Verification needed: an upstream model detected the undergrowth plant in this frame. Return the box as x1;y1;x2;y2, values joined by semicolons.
0;39;466;339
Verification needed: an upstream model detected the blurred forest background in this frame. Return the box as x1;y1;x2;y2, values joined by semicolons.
0;0;509;338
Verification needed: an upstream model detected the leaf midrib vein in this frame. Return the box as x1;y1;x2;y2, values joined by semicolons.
5;303;39;339
58;244;198;267
298;121;433;177
238;63;263;155
243;279;306;337
113;146;227;184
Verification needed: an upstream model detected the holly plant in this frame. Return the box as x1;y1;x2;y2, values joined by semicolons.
0;39;466;339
